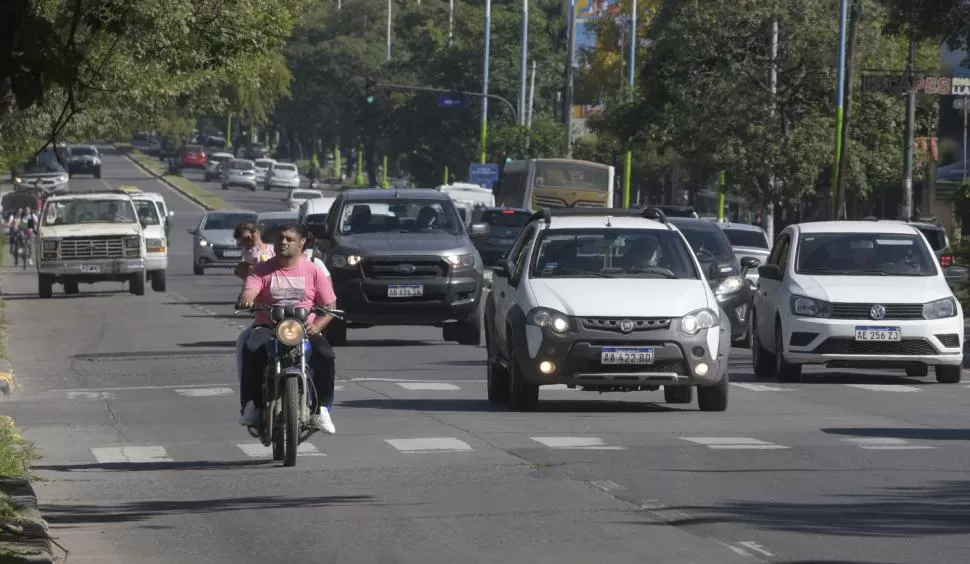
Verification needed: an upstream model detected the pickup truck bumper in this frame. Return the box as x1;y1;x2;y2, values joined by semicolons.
39;258;145;282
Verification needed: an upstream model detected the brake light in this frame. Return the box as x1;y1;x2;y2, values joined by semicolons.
941;255;953;267
501;209;515;214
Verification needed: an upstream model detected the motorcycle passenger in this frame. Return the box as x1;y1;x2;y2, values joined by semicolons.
237;223;338;434
233;221;276;408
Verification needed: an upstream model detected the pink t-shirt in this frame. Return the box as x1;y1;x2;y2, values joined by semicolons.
244;257;337;326
244;243;275;264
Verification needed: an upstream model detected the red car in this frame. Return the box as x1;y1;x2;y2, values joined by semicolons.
180;145;208;169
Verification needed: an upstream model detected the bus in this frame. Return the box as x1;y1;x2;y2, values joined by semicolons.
494;158;614;210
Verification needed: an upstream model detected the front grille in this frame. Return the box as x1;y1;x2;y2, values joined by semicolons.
584;358;689;375
936;333;960;348
363;258;445;279
60;236;125;259
581;317;671;333
830;303;924;320
212;245;242;259
812;338;936;356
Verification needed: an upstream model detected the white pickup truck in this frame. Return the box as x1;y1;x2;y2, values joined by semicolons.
35;190;148;297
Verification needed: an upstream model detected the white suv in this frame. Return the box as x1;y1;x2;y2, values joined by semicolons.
484;208;732;411
751;220;964;383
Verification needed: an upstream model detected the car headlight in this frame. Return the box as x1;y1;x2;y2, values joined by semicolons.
198;237;209;247
146;238;166;252
714;276;744;297
445;254;475;269
526;307;570;334
276;319;306;346
56;175;68;183
923;297;957;319
332;254;361;268
124;236;140;248
13;177;22;184
42;239;58;251
790;295;832;318
679;308;719;336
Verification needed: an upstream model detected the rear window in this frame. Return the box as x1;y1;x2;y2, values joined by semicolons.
230;160;254;170
255;160;275;168
915;226;947;250
481;209;531;227
185;145;203;153
274;164;297;172
292;191;322;200
722;228;768;249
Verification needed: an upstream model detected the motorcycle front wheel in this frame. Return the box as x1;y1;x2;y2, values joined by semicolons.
283;378;299;467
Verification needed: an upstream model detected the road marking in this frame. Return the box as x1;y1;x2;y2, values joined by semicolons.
385;437;473;453
590;480;625;492
236;443;324;457
174;387;233;397
846;384;921;392
91;446;172;464
396;382;462;391
680;437;789;450
52;383;232;392
350;378;486;383
531;436;627;450
842;437;935;450
738;541;775;557
731;383;797;392
67;391;116;400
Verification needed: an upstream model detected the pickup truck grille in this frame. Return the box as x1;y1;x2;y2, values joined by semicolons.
363;258;445;279
60;236;125;259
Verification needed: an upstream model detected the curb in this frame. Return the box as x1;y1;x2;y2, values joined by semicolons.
114;146;216;211
0;477;55;564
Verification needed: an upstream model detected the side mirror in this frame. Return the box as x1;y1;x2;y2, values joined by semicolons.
944;265;969;286
757;264;783;281
187;227;198;235
491;258;511;278
709;261;734;279
740;256;761;271
468;222;490;237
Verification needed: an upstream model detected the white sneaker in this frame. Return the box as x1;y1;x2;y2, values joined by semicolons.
238;401;261;426
310;407;335;434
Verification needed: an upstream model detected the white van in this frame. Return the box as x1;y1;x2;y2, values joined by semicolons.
437;183;495;225
298;196;337;238
128;190;171;291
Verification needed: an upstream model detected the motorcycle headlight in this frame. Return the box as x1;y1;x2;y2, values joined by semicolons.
679;308;718;336
526;307;570;334
332;254;361;268
715;276;744;297
790;295;832;318
276;319;306;346
923;297;957;319
445;254;475;269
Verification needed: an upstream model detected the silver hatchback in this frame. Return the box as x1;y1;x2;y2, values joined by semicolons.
221;159;258;191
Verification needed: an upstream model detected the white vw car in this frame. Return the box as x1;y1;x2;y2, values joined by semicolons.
751;220;966;383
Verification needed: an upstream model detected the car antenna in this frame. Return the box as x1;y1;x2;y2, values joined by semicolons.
605;215;612;227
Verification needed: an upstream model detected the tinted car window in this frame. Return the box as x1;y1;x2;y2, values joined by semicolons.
673;223;734;261
722;228;768;249
201;213;257;230
915;226;947;251
481;210;531;227
530;229;699;279
796;233;937;277
338;199;462;235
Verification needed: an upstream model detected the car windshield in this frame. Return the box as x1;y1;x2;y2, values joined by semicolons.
292;191;321;200
481;209;531;227
42;199;137;225
672;223;734;261
914;226;947;251
202;213;257;230
530;229;699;279
71;146;98;157
722;227;768;249
259;219;296;242
796;233;938;277
17;152;64;174
134;200;161;225
230;161;254;171
338;199;462;235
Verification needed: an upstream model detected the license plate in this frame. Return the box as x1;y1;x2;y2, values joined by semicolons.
388;285;423;298
601;347;654;365
79;264;101;273
223;250;242;258
854;326;901;342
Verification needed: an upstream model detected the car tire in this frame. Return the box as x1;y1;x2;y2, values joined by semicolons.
751;315;775;379
905;365;928;377
507;329;539;411
94;167;101;178
64;279;79;295
697;371;729;412
935;365;962;384
327;318;348;346
38;274;54;299
456;305;483;346
129;272;146;296
774;321;802;382
151;270;167;292
193;264;205;275
485;313;510;404
664;385;693;404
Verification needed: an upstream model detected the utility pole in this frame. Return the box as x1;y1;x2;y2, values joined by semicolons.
480;0;492;163
563;0;576;157
448;0;454;47
518;0;529;125
386;0;392;62
830;0;849;220
836;0;860;220
765;19;777;240
527;60;537;130
622;0;637;208
901;39;916;221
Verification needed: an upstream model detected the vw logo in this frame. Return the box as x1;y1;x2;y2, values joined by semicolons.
619;319;635;333
395;263;416;274
870;304;886;320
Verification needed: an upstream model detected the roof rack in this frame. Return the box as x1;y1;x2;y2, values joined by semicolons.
528;207;669;225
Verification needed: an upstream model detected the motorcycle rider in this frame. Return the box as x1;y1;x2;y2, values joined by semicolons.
236;223;338;433
233;221;276;403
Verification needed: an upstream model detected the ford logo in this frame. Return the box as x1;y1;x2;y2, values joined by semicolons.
395;263;416;274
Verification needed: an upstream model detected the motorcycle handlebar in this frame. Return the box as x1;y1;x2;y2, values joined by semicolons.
233;304;345;319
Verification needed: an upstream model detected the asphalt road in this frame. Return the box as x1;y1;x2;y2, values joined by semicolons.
2;147;970;563
178;165;307;212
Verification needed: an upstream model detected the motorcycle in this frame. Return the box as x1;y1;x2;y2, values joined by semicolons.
236;303;344;467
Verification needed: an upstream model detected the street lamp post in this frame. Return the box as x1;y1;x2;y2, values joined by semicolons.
830;0;849;219
480;0;492;163
518;0;529;125
622;0;637;208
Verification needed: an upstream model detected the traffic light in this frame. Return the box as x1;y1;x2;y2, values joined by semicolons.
365;76;377;104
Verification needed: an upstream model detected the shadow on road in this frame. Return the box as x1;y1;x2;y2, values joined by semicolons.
339;398;685;414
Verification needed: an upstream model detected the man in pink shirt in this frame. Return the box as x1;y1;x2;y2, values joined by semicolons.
237;224;339;433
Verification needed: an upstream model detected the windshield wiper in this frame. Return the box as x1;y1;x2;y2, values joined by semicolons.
550;267;615;278
628;266;679;279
